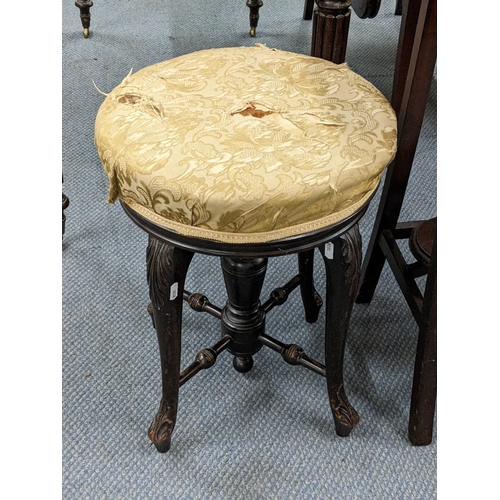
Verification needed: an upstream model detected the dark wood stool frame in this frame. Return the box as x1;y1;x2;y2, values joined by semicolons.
356;0;437;445
121;198;374;452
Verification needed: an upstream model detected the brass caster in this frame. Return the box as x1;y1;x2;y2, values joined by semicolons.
250;27;256;37
83;27;89;38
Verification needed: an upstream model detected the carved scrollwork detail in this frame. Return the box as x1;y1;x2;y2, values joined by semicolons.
146;237;174;309
330;383;360;430
148;398;175;445
339;224;362;297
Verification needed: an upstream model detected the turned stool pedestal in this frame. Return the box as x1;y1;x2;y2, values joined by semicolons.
94;45;397;452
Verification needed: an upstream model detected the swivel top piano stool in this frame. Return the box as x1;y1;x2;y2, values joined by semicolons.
94;45;397;452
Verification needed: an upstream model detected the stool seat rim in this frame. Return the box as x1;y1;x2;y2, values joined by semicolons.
120;198;371;257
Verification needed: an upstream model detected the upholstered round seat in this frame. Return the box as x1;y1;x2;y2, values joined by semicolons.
95;45;397;243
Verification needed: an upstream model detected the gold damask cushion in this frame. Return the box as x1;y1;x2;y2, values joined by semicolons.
95;45;397;243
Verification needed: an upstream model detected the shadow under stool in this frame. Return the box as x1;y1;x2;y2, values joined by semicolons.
94;45;397;452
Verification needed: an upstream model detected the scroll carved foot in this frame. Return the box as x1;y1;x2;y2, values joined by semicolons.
330;384;360;436
320;224;362;436
148;398;175;453
146;236;193;452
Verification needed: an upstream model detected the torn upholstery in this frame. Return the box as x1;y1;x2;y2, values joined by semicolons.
94;45;397;243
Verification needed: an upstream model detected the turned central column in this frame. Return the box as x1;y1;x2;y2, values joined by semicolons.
220;257;268;372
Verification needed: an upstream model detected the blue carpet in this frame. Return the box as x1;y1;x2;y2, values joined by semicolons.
62;0;437;498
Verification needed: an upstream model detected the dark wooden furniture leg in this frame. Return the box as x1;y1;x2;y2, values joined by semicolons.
75;0;93;38
311;0;351;63
408;235;436;445
221;257;268;372
298;250;323;323
62;193;69;237
121;202;370;451
246;0;263;37
320;225;362;436
357;0;437;304
352;0;381;19
303;0;315;20
355;0;437;445
146;236;193;453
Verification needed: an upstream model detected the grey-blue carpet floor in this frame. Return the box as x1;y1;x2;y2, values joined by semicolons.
62;0;437;498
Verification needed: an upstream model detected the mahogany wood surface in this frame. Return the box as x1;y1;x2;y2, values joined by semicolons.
311;0;352;63
408;233;436;445
356;0;437;445
409;217;436;267
357;0;437;304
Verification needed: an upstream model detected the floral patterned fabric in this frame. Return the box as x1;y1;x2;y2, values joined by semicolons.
95;45;397;243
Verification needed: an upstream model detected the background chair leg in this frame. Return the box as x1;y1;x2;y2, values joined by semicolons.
320;225;362;436
408;236;437;445
303;0;314;20
146;236;194;453
62;193;69;237
298;250;323;323
246;0;263;36
75;0;93;38
311;0;351;63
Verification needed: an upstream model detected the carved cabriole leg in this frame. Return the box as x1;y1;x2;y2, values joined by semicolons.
311;0;351;64
298;250;323;323
246;0;263;37
146;236;193;453
75;0;93;38
319;224;361;436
